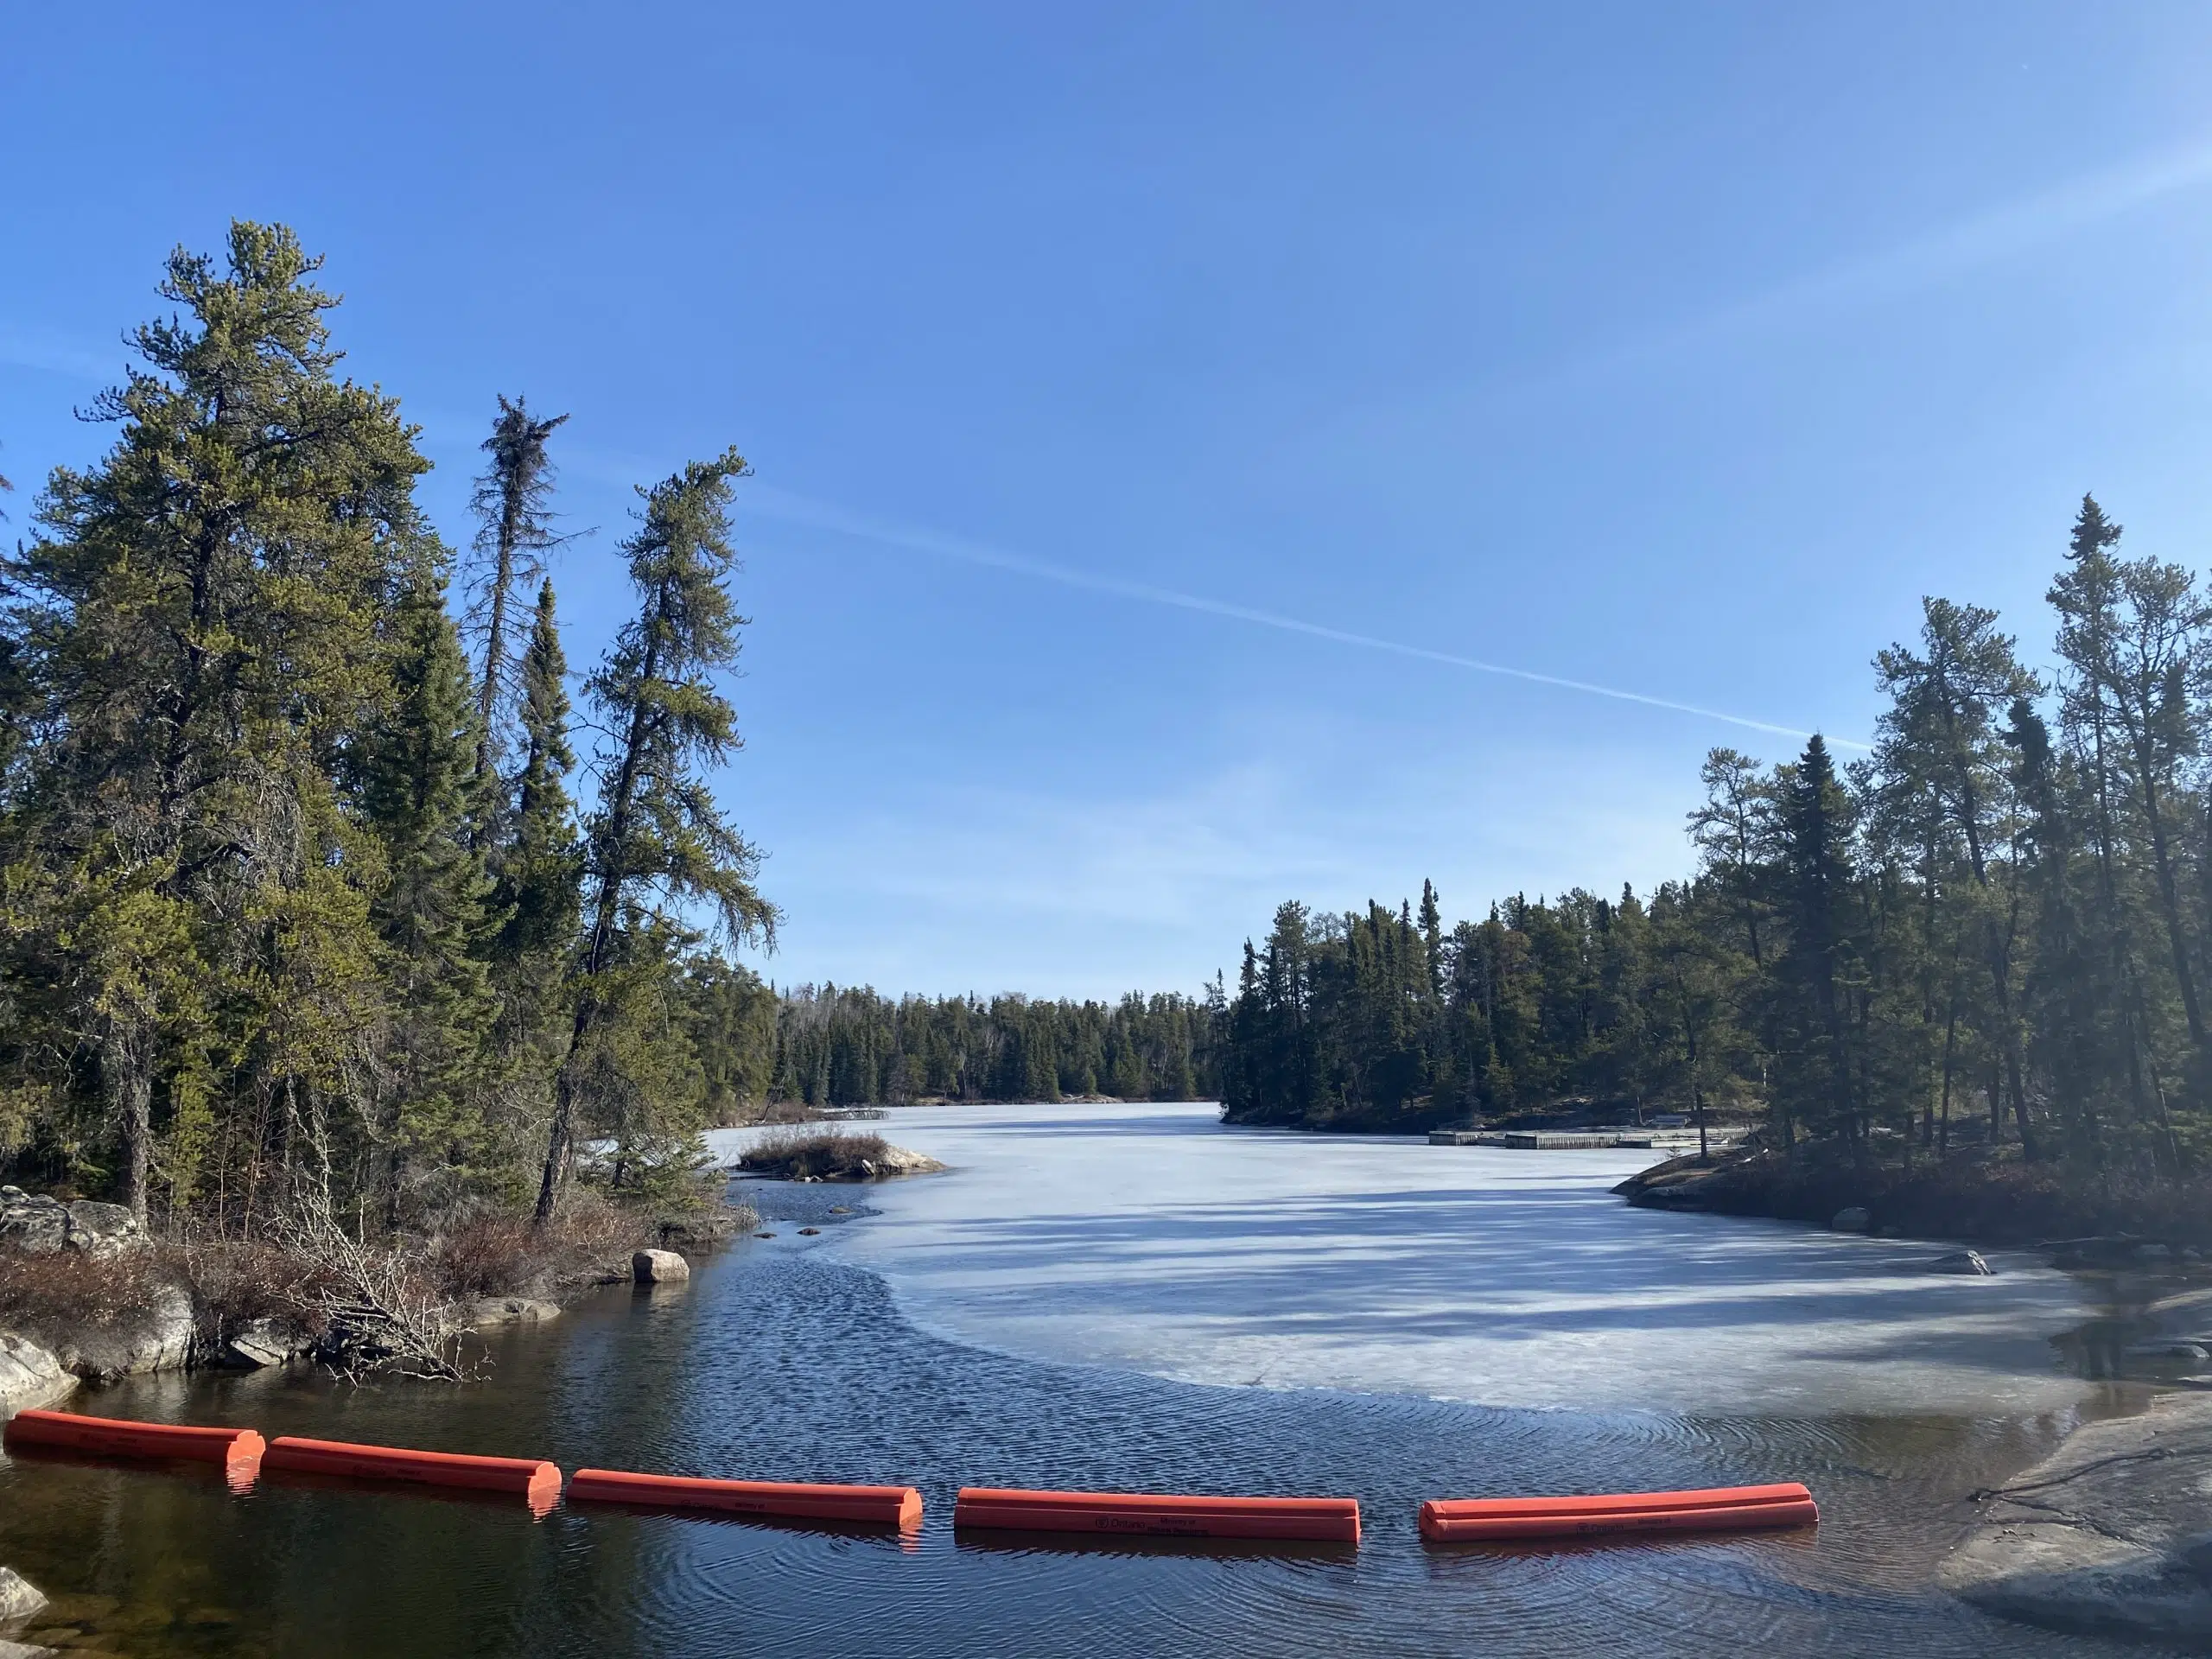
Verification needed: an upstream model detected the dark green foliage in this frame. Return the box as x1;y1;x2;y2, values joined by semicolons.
1224;502;2212;1183
734;984;1217;1114
466;396;569;788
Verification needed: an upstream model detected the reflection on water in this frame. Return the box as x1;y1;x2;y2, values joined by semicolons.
0;1105;2165;1657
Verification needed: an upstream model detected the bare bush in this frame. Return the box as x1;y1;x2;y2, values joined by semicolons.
0;1245;168;1332
737;1129;889;1180
276;1185;476;1382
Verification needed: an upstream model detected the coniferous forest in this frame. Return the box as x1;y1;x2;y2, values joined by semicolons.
0;226;1218;1246
1220;505;2212;1212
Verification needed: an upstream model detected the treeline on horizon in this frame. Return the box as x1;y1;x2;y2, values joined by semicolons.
1223;498;2212;1183
702;979;1220;1111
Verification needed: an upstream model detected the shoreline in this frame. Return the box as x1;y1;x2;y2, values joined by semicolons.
1942;1387;2212;1646
1612;1146;2212;1260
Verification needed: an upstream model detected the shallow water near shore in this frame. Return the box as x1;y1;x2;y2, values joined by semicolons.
0;1103;2171;1656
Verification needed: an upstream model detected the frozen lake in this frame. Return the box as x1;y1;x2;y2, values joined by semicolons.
714;1100;2095;1415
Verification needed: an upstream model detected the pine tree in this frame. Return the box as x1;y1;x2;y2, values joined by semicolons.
467;397;569;790
357;553;499;1218
491;582;583;982
3;223;427;1224
534;452;778;1222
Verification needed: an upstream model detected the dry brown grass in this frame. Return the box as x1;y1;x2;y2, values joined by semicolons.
0;1245;172;1332
737;1128;890;1180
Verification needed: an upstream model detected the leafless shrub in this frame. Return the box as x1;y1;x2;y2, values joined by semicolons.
0;1245;168;1332
738;1129;888;1180
276;1184;477;1382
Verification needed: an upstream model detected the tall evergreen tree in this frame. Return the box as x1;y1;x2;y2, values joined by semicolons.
3;223;427;1224
466;396;569;790
534;452;778;1222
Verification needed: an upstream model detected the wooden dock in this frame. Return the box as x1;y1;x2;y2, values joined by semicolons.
1427;1128;1745;1152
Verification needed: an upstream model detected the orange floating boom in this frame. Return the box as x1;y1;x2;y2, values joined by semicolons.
954;1486;1360;1543
569;1468;922;1529
263;1435;560;1505
3;1408;265;1478
1419;1482;1817;1542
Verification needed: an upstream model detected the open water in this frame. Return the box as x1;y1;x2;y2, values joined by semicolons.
0;1103;2172;1656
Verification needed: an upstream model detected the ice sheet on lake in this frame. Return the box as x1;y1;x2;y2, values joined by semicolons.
706;1103;2096;1414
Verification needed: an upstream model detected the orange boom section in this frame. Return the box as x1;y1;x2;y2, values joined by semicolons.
3;1408;265;1478
569;1468;922;1529
1419;1482;1818;1542
954;1486;1361;1543
263;1435;561;1507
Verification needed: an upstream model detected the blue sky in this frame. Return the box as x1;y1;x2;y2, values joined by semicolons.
5;4;2212;997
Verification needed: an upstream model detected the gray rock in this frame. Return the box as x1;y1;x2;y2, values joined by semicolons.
61;1200;139;1257
1927;1249;1994;1276
0;1333;74;1416
2137;1243;2175;1263
462;1298;561;1330
0;1567;46;1625
1946;1390;2212;1645
1830;1206;1872;1232
222;1317;309;1368
0;1640;58;1659
632;1249;690;1284
46;1281;195;1382
0;1195;67;1255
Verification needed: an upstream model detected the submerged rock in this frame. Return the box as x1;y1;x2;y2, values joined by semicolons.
2123;1341;2211;1363
632;1249;690;1284
0;1333;74;1416
461;1298;561;1330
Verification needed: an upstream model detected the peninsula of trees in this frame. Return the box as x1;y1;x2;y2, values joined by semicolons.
1220;498;2211;1212
0;225;1218;1251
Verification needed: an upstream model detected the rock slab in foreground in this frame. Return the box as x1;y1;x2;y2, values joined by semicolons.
632;1249;690;1284
1943;1390;2212;1648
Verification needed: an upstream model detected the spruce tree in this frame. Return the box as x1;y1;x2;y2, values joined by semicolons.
467;397;569;789
492;582;583;980
534;452;777;1222
358;553;499;1218
3;223;427;1224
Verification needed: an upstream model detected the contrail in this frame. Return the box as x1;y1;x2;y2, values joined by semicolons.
747;486;1868;751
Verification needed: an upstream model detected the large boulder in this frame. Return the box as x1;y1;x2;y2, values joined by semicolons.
62;1202;139;1257
1830;1206;1872;1232
41;1281;195;1382
0;1567;47;1625
0;1190;143;1258
632;1249;690;1284
0;1333;74;1417
1945;1390;2212;1645
0;1192;67;1255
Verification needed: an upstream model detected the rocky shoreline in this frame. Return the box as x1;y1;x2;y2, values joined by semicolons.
1942;1389;2212;1648
1615;1148;2211;1262
0;1184;750;1414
